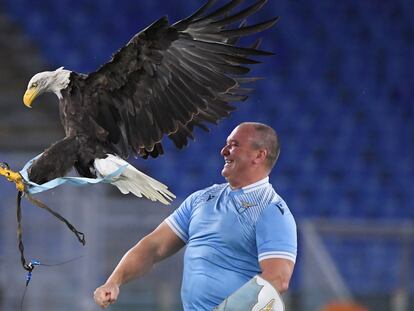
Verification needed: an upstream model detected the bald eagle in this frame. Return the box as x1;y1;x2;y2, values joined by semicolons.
12;0;277;204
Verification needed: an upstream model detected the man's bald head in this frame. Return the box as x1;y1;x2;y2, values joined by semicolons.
238;122;280;171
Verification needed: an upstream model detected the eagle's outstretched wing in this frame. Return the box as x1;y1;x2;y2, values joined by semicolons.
84;0;277;158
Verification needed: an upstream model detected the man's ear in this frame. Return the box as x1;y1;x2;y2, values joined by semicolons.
254;149;268;164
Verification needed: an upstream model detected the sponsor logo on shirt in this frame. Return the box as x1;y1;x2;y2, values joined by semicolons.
276;203;285;215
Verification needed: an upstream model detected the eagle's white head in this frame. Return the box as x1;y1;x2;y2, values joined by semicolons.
23;67;72;107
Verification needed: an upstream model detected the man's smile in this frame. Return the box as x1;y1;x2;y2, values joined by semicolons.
224;159;234;166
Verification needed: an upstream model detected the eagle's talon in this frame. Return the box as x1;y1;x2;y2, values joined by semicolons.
0;163;25;192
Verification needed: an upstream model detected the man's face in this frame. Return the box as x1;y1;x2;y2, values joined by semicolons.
220;125;258;187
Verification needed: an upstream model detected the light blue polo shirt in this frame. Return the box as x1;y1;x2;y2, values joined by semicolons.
165;177;297;311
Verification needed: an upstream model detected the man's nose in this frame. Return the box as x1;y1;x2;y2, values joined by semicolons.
221;145;229;156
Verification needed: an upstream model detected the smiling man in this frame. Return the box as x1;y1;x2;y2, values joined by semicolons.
221;122;281;188
94;122;297;311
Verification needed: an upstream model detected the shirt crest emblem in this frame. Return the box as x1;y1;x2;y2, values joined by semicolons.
241;201;257;208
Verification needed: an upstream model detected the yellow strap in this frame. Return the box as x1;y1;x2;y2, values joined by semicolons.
260;299;275;311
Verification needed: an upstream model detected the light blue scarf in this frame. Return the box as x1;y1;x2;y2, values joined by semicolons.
19;153;127;194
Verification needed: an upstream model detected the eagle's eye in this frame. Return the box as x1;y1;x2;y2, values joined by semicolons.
0;162;9;170
31;82;38;88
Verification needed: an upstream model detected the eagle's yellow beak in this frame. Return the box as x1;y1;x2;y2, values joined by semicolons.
23;87;38;108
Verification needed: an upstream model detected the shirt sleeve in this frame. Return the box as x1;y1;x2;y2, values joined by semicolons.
165;190;201;243
255;201;297;263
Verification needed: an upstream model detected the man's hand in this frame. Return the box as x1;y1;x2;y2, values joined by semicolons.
93;282;120;309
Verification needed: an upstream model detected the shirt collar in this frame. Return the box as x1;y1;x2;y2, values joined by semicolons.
241;176;269;191
226;176;270;195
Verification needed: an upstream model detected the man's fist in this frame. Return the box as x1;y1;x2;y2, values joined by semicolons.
93;282;120;309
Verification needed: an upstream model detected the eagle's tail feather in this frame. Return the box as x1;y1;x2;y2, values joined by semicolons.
94;154;175;205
